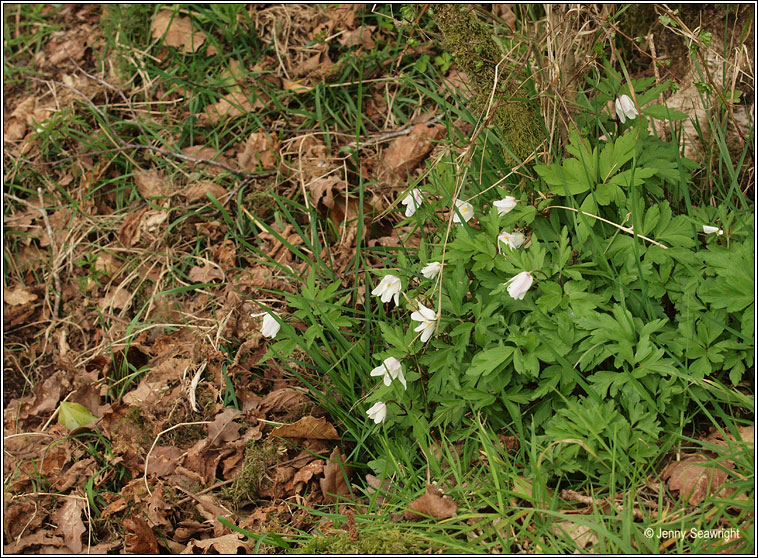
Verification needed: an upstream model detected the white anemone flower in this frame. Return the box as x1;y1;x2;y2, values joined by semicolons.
504;271;534;300
366;401;387;424
260;312;281;338
702;225;724;235
493;196;517;216
615;94;638;123
452;199;474;224
370;357;406;390
497;230;525;252
411;302;437;343
401;189;423;217
371;274;402;306
421;261;442;279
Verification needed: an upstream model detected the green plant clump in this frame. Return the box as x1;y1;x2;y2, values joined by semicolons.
264;64;754;485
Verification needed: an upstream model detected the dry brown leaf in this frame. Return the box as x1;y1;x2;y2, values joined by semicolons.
124;517;159;554
201;91;258;125
271;415;340;440
4;285;38;306
338;26;377;49
405;484;458;521
135;169;167;200
184;181;227;203
662;455;730;505
320;447;352;503
308;175;342;210
118;207;148;248
99;286;132;311
151;11;206;53
94;252;120;276
551;520;598;549
207;408;242;447
180;533;248;554
382;123;445;180
3;531;65;554
259;388;311;415
237;132;280;171
146;446;184;477
288;459;325;491
187;263;225;283
493;4;517;31
282;78;314;93
55;497;86;554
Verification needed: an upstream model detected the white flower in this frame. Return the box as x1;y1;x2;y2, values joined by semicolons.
493;196;517;216
504;271;533;300
401;189;423;217
370;357;406;389
702;225;724;235
497;230;525;252
366;401;387;424
452;199;474;224
260;312;281;338
615;94;638;124
411;302;437;343
372;274;402;306
421;261;442;279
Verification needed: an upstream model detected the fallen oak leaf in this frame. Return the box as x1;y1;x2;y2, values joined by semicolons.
180;533;249;554
662;454;730;505
55;496;87;554
404;484;458;521
151;11;206;53
123;516;159;554
320;447;352;503
270;415;340;440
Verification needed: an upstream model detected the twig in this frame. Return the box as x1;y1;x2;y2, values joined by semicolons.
36;188;61;320
346;113;446;149
546;205;668;249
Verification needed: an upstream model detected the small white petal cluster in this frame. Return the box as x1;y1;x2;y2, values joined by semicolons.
411;302;437;343
370;357;407;389
260;312;281;338
401;189;423;217
504;271;534;300
498;230;525;252
702;225;724;235
493;196;517;216
452;199;474;224
366;401;387;424
615;94;638;124
372;274;402;306
421;261;442;279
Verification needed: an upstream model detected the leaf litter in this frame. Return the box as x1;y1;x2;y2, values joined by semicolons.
3;3;753;554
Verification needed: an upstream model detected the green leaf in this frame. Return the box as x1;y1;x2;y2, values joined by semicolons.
642;104;690;121
465;346;514;377
58;402;97;430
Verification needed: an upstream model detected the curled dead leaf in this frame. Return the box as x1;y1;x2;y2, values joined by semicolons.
124;516;159;554
184;181;227;203
405;484;458;521
662;455;730;505
382;123;445;180
4;285;38;306
151;11;206;53
271;415;340;440
180;533;248;554
55;497;86;554
320;447;352;503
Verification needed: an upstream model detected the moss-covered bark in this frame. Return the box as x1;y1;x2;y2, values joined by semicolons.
432;5;542;162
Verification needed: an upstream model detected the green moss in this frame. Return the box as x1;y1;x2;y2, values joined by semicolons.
223;440;280;509
291;529;431;555
432;5;542;162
